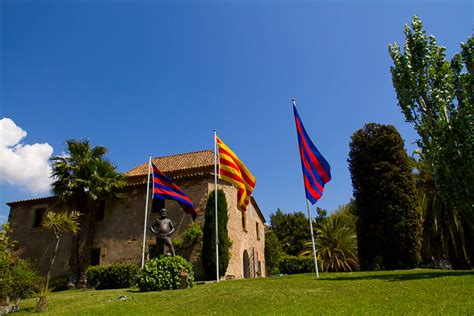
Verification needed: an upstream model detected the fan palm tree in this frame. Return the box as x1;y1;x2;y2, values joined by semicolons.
50;139;125;288
301;216;359;272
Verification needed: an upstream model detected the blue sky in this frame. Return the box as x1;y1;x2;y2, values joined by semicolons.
0;0;472;224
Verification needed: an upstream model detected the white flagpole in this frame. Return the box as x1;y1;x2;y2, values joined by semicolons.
293;98;319;278
214;130;220;282
141;156;152;269
306;199;320;278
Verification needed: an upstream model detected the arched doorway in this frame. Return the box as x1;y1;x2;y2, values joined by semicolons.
243;248;257;278
243;250;251;278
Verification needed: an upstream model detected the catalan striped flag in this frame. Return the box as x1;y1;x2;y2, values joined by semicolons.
293;104;331;204
216;136;256;212
151;163;197;220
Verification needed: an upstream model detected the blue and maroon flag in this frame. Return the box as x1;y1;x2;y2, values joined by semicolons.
151;163;197;220
293;103;331;204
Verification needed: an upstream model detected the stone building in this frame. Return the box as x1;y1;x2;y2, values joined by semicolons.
7;150;266;280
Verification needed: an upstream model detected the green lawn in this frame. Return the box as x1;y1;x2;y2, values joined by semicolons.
16;269;474;315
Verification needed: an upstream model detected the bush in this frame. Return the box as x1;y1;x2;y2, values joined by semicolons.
1;223;40;304
138;256;194;292
86;263;140;290
173;222;204;250
9;260;40;299
49;275;69;292
182;221;203;242
278;256;315;275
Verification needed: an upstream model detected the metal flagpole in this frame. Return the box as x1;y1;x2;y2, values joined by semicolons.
141;156;152;269
214;130;220;282
306;199;320;278
293;98;319;278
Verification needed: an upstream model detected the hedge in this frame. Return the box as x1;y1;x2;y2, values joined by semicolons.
86;263;140;290
278;256;315;275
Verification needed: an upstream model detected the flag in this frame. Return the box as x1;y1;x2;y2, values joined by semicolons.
151;162;197;220
293;104;331;204
216;136;256;212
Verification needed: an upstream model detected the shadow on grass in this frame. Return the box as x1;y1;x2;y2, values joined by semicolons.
320;271;474;282
19;307;35;313
125;288;141;293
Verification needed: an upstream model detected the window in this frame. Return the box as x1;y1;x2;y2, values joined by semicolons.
32;208;46;228
90;248;101;266
152;199;165;213
242;211;247;231
96;200;106;222
256;222;260;240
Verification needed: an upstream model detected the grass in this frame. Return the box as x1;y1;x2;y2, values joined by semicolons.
16;269;473;315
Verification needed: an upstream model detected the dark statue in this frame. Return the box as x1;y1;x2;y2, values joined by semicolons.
150;208;176;257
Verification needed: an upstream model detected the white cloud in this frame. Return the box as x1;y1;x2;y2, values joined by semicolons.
0;118;53;193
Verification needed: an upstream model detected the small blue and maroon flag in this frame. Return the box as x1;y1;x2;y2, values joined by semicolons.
293;102;331;204
151;163;197;219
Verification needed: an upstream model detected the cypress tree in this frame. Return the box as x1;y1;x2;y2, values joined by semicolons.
348;123;422;270
202;189;231;280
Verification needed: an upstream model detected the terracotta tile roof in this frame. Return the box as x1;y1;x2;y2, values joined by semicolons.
125;149;215;178
7;196;55;206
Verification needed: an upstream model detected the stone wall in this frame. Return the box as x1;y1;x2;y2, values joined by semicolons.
8;198;72;276
7;174;265;280
214;183;266;279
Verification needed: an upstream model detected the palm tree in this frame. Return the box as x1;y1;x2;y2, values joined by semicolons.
301;216;359;272
37;210;79;311
50;139;125;288
42;210;80;289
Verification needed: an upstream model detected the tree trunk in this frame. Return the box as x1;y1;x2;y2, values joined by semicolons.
68;199;86;288
78;205;98;289
45;234;61;290
444;210;471;270
67;223;82;288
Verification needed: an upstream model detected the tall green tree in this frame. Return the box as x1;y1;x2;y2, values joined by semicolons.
269;209;312;256
330;200;357;232
389;16;473;268
264;229;283;275
348;123;422;270
50;139;125;288
414;158;467;267
201;189;231;280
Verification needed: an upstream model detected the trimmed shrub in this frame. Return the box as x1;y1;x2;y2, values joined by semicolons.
278;256;315;275
349;123;422;270
86;263;140;290
138;256;194;292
